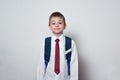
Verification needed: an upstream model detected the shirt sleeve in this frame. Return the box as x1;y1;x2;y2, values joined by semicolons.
70;40;78;80
36;40;45;80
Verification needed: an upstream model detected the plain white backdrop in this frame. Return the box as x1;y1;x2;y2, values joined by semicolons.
0;0;120;80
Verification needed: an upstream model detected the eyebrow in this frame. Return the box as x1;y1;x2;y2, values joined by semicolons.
51;20;63;22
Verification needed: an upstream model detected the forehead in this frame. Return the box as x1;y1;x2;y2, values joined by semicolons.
50;17;64;21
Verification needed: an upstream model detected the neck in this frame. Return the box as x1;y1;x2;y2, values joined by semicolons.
54;33;63;38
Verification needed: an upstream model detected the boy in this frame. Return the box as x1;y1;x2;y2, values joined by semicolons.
36;11;78;80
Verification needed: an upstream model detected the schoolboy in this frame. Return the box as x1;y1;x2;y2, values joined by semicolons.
36;11;78;80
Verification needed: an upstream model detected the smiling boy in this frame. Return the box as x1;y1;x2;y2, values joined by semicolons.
36;11;78;80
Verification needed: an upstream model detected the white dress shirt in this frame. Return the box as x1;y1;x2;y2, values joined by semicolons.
36;34;78;80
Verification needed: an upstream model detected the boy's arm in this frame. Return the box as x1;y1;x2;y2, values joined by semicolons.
70;40;78;80
36;42;45;80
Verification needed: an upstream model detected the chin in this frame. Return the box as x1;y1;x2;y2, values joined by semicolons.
53;31;62;34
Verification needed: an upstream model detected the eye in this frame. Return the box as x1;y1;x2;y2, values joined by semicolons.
58;22;63;24
51;22;55;25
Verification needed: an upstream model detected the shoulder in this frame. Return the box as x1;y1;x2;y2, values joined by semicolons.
45;36;51;40
64;36;75;42
65;36;77;47
41;36;51;45
40;36;52;47
43;36;52;40
41;36;52;44
64;36;73;40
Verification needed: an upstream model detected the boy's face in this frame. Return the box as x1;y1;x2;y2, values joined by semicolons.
49;17;66;35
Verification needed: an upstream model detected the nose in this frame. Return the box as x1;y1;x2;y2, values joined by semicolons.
55;23;59;27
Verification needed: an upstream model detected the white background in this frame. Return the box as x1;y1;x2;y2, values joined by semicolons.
0;0;120;80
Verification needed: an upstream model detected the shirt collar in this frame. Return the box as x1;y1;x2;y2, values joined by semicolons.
52;34;64;42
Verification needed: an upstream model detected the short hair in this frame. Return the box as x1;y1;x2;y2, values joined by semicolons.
48;11;66;26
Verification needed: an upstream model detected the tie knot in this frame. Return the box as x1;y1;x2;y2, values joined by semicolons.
55;39;59;43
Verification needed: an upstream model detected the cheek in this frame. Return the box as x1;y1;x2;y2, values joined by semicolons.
49;26;53;30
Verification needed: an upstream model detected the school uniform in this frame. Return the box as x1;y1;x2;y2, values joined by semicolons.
36;34;78;80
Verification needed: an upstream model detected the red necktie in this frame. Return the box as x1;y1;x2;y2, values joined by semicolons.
54;39;60;74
